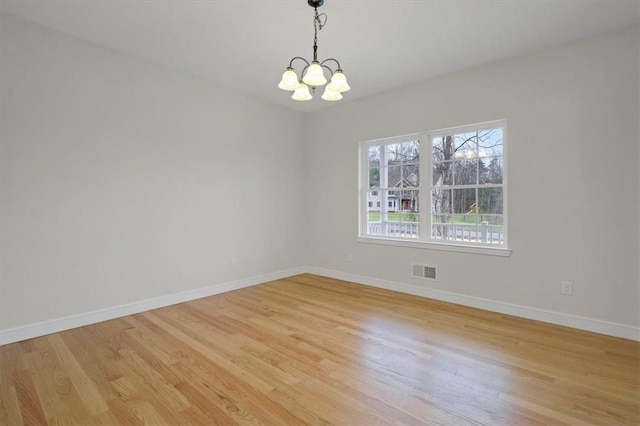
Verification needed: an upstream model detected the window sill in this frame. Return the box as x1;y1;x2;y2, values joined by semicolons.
357;236;512;257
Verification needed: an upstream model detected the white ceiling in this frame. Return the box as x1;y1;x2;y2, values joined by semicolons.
1;0;639;112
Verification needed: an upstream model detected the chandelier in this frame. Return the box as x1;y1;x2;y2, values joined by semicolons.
277;0;350;101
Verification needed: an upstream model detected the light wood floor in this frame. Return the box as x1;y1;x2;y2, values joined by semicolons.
1;274;638;425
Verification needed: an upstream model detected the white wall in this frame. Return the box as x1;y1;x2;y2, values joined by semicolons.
304;26;640;328
0;14;306;331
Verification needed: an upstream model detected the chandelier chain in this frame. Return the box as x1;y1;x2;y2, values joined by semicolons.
312;7;327;62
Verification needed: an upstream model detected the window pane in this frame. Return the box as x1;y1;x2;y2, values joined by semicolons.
479;157;503;184
367;215;382;235
400;189;419;213
402;218;419;238
366;188;382;235
478;128;503;157
404;140;420;164
431;214;452;240
432;188;451;214
369;167;380;188
388;166;401;188
403;164;420;187
453;188;476;214
433;135;456;162
387;143;402;165
368;145;381;167
386;190;400;236
432;136;444;162
369;144;383;189
454;132;478;160
476;215;504;244
478;187;503;214
433;161;453;186
366;191;381;211
453;160;478;185
387;190;400;213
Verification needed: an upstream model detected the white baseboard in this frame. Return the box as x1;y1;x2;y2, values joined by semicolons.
305;266;640;342
0;267;306;346
2;265;638;345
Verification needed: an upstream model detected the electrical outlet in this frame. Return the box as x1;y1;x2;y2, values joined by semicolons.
231;258;239;268
561;281;573;296
346;251;353;263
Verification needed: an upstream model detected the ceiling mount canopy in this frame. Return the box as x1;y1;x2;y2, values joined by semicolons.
278;0;350;102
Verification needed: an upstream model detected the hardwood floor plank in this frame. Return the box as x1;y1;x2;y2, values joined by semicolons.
0;381;23;426
0;343;25;426
116;346;191;414
172;380;239;425
12;369;47;425
1;274;638;425
108;395;170;426
47;334;109;416
22;338;96;425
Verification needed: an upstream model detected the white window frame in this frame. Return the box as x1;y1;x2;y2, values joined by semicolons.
358;120;511;257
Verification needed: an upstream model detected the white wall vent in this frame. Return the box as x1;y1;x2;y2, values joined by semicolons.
412;263;437;280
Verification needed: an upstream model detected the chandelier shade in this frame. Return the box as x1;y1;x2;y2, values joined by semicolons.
292;83;313;101
278;0;349;102
321;87;342;101
327;70;350;92
302;62;328;86
278;68;301;91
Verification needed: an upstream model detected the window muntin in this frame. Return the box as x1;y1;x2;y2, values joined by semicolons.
360;121;507;251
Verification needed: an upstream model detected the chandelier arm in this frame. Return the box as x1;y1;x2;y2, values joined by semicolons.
288;56;311;69
321;64;335;77
320;58;342;71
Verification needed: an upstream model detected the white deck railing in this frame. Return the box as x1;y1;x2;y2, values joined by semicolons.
367;222;419;238
368;221;503;244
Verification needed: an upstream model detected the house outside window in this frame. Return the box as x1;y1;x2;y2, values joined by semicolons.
359;120;509;255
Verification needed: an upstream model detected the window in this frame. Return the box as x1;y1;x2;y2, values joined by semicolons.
359;120;508;255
